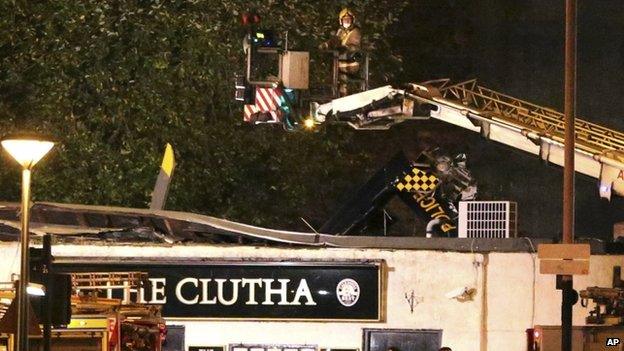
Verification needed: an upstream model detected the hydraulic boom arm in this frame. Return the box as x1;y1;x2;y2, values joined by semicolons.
312;79;624;200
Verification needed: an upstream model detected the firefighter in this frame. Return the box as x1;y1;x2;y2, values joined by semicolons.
319;7;362;96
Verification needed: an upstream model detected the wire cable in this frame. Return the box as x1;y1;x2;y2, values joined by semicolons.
524;237;537;326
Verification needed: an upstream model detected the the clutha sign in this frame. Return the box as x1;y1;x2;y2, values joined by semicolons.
54;261;381;321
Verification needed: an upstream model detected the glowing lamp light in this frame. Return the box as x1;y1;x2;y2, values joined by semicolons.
1;138;54;169
26;283;45;296
303;118;315;130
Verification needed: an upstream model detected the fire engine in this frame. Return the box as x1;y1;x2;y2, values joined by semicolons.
0;272;166;351
236;29;624;202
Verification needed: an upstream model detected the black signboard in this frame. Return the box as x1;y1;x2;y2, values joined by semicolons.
54;261;381;321
189;347;224;351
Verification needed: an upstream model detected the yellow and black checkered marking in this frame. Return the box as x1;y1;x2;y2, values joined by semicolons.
395;167;439;192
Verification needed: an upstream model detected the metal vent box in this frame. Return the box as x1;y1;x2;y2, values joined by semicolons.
458;201;517;238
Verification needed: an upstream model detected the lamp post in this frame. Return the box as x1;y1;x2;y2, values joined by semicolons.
1;136;54;351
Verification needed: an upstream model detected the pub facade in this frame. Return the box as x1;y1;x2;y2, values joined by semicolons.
0;241;621;351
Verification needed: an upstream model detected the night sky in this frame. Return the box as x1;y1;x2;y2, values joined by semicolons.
392;0;624;128
343;1;624;240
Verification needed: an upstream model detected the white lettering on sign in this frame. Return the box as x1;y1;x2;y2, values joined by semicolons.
241;278;263;305
150;278;167;304
292;279;316;305
215;279;241;305
122;281;148;304
108;277;320;306
262;279;291;305
176;278;199;304
199;279;216;304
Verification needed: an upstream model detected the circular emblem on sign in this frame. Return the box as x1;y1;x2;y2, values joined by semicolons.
336;278;360;307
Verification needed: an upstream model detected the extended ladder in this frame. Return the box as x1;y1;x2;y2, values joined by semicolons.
411;79;624;199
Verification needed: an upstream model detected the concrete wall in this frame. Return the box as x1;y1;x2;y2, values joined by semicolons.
0;242;622;351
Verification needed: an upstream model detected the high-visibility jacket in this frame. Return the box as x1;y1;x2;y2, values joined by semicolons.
335;25;362;61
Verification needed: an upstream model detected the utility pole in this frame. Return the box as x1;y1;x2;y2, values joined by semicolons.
42;234;52;351
561;1;577;350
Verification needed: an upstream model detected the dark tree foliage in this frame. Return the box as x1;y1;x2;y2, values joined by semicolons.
0;0;408;229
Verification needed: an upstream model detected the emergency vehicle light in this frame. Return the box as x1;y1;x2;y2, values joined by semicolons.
304;118;315;129
252;30;277;47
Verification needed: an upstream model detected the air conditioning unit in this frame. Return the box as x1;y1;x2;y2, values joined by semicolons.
458;201;517;238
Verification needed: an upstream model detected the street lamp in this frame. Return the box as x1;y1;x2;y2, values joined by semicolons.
26;283;46;297
1;135;54;351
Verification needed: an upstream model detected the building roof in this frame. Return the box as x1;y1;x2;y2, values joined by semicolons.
0;202;618;253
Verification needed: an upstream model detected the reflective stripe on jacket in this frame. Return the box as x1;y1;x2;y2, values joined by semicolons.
335;26;362;60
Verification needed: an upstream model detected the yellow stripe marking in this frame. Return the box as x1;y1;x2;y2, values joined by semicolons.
161;143;175;177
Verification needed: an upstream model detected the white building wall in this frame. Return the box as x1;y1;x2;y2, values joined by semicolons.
0;242;622;351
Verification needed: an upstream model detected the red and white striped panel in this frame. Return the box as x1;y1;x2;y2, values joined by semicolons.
243;87;283;123
255;87;282;112
244;104;258;122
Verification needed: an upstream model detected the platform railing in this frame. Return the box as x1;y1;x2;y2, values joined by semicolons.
330;50;370;98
